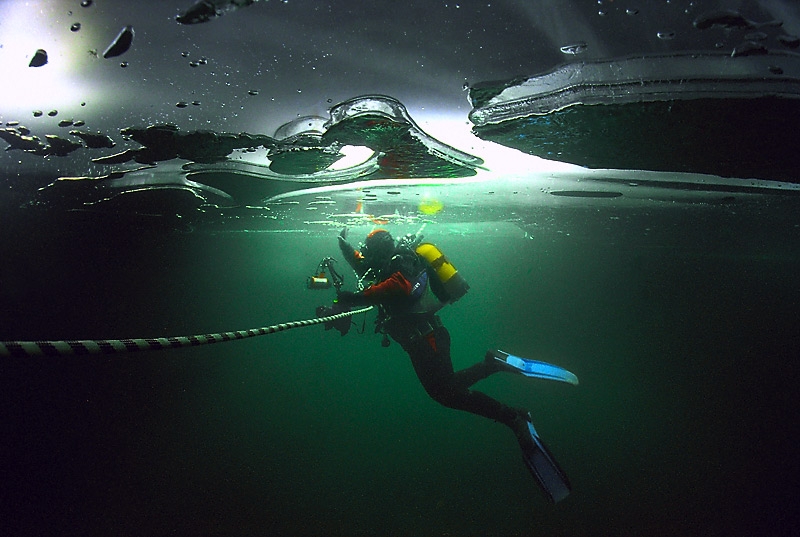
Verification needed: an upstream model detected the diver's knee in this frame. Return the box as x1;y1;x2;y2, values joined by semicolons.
426;385;469;410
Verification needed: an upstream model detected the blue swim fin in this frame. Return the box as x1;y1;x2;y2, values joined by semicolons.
518;413;572;503
488;349;579;385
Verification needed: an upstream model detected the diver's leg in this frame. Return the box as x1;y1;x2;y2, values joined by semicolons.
406;329;571;501
452;353;502;389
407;327;520;426
405;328;572;498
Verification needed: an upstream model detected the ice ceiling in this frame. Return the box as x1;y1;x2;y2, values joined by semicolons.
1;0;799;215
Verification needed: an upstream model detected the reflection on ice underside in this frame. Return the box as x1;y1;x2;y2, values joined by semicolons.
36;158;800;236
27;93;799;233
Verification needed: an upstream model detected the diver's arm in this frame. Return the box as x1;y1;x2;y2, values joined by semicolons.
363;272;413;299
338;228;367;275
338;271;413;306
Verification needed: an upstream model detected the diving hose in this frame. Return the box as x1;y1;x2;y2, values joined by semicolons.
0;306;373;357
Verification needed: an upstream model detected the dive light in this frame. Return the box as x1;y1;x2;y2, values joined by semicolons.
307;257;343;291
308;274;333;290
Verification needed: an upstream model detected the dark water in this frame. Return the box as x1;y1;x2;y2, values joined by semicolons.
2;195;799;536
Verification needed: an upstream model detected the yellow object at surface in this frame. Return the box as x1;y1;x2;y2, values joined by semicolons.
418;198;444;215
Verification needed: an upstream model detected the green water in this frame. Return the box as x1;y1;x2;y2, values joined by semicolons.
3;203;798;536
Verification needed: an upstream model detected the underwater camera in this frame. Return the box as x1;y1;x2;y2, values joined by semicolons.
309;257;352;336
307;257;343;291
315;303;352;336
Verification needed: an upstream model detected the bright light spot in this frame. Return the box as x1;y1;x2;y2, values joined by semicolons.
0;1;99;115
415;112;583;176
328;145;375;170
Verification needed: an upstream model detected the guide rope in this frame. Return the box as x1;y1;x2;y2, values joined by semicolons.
0;306;373;357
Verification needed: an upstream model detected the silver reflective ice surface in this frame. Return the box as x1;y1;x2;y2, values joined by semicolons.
469;52;800;126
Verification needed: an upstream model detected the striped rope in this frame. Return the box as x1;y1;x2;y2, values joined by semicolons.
0;306;373;357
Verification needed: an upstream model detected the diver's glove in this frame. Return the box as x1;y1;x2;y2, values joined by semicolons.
337;290;357;304
338;227;358;263
337;290;368;306
338;227;349;249
316;303;352;336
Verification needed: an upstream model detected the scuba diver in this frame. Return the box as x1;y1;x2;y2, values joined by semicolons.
325;227;577;503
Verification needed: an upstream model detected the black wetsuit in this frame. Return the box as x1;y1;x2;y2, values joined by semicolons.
338;238;519;427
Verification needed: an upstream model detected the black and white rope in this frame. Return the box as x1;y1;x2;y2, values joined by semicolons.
0;306;372;357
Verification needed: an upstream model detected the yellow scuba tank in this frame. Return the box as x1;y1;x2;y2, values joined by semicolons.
415;243;470;303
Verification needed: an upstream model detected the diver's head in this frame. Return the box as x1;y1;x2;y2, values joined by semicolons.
362;229;395;271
